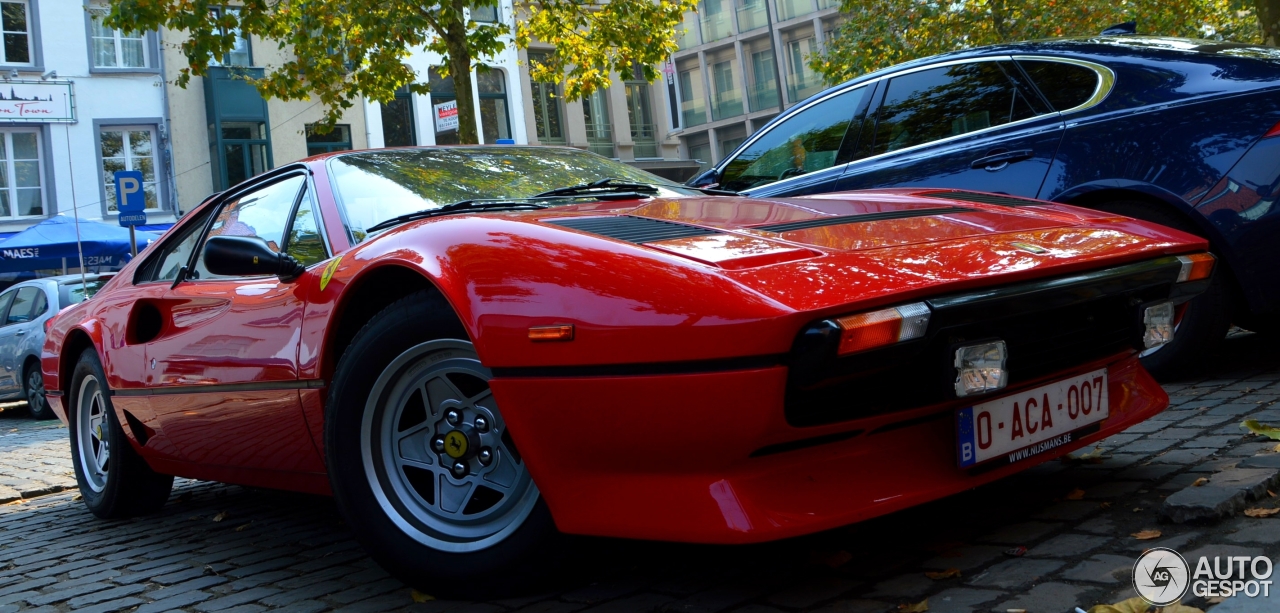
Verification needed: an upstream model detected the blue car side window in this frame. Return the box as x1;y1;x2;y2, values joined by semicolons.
718;86;868;193
872;61;1046;155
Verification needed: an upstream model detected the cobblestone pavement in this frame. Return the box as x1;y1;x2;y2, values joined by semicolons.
3;334;1280;613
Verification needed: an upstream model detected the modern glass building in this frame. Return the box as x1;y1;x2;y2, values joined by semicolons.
669;0;842;175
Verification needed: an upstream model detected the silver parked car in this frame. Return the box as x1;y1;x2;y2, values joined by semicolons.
0;274;113;419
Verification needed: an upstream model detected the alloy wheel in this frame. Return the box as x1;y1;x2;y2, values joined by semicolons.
75;374;110;492
26;369;45;411
361;340;538;552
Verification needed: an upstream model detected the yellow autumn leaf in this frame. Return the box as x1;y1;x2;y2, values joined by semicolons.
1159;603;1205;613
1066;488;1086;500
1192;477;1209;487
1244;507;1280;518
212;511;228;522
924;568;960;580
1132;530;1162;540
411;590;435;603
898;599;927;613
1087;596;1151;613
1242;420;1280;440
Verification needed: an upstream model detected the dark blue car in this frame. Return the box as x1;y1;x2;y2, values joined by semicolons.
689;36;1280;378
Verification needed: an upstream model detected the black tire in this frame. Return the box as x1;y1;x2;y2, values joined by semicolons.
24;361;53;420
326;290;566;598
68;349;173;518
1093;200;1232;380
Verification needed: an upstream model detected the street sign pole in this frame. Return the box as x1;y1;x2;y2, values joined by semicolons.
129;226;137;256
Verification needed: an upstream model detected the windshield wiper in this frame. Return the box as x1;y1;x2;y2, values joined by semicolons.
366;199;551;233
533;178;661;198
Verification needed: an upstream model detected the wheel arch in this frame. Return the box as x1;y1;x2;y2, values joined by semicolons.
59;328;99;398
321;263;468;382
1053;182;1248;313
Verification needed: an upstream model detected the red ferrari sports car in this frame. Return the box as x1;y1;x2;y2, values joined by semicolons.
43;146;1211;595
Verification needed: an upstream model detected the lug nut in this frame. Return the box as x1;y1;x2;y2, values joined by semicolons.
432;437;445;452
478;448;493;465
452;462;468;477
474;417;489;432
446;410;461;425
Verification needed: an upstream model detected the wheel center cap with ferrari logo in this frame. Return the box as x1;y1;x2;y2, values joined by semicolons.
443;430;469;459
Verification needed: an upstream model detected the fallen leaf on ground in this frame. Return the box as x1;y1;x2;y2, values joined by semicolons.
234;522;252;531
212;511;228;522
1192;477;1209;487
1100;502;1112;509
411;590;435;603
1006;609;1026;613
1244;507;1280;518
1205;596;1226;604
810;550;852;568
1273;443;1280;453
898;600;928;613
1087;596;1151;613
71;494;81;501
924;568;960;580
1133;507;1143;512
1066;488;1086;500
1132;529;1162;540
1242;420;1280;440
1271;490;1278;498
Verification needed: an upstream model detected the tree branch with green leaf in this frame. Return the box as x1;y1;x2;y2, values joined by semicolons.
810;0;1264;86
104;0;696;145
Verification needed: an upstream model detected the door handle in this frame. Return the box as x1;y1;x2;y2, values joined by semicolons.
14;330;24;336
971;149;1034;171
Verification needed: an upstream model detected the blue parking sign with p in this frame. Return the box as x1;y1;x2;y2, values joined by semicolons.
114;170;145;213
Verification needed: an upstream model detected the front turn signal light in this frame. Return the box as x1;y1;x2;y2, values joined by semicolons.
834;302;931;356
528;324;574;342
1175;253;1214;283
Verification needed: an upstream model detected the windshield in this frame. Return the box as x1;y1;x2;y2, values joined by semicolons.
328;147;687;242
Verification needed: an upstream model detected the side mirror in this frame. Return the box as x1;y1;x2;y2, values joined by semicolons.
686;168;720;188
202;235;306;281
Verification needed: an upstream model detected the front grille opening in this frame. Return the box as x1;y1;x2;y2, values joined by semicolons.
544;216;720;244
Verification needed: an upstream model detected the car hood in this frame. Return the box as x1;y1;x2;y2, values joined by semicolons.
519;188;1208;313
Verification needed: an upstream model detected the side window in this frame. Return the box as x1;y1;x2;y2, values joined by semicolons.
285;192;328;268
193;175;307;279
5;287;39;324
719;86;867;192
139;206;216;283
30;288;45;319
872;61;1047;155
1017;60;1101;112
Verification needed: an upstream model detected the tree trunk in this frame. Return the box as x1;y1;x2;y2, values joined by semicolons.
1260;0;1280;46
443;6;480;144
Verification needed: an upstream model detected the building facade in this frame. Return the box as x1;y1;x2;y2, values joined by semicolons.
0;0;173;238
669;0;842;174
362;2;527;150
516;41;701;181
162;13;369;213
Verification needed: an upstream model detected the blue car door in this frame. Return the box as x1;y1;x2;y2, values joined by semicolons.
834;58;1064;198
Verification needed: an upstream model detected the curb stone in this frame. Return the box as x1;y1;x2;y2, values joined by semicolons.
1161;466;1280;523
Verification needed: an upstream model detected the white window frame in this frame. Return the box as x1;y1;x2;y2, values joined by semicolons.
0;128;45;220
0;0;33;66
88;7;149;69
208;6;251;67
99;125;163;213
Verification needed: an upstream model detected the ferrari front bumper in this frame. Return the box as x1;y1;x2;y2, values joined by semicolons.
490;353;1165;544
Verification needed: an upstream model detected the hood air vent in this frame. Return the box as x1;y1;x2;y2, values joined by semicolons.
922;190;1045;207
544;216;720;244
755;206;973;233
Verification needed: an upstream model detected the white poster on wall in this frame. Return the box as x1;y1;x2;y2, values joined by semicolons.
434;100;459;133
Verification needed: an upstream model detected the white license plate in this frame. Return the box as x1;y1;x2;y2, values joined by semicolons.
956;368;1109;468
